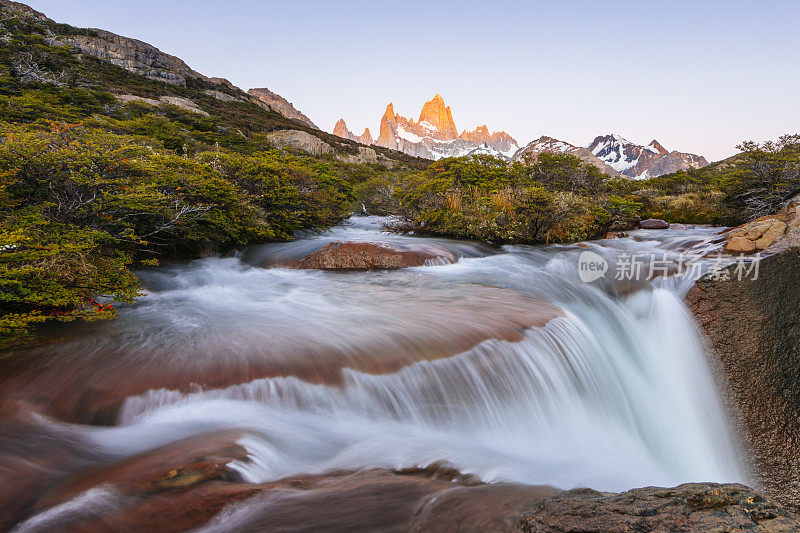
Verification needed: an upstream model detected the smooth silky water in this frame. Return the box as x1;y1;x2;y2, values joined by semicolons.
4;216;747;528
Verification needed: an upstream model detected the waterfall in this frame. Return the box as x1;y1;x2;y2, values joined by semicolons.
106;286;744;492
15;217;747;496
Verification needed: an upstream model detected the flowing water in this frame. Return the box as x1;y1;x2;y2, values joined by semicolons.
0;216;748;529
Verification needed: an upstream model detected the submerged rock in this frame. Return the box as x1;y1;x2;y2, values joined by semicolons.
292;241;457;270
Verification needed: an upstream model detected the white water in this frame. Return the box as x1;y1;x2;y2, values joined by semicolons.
21;216;746;499
55;216;742;494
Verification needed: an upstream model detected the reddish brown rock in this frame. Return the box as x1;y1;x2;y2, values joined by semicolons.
293;241;456;270
0;285;563;424
723;216;791;254
411;484;561;533
32;431;249;512
639;218;670;229
755;221;788;250
726;235;758;254
0;410;100;530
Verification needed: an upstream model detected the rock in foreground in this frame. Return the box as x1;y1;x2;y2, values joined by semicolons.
723;194;800;254
293;241;457;270
687;247;800;507
518;483;799;532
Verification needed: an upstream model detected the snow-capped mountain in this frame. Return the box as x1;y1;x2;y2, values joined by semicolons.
512;136;621;177
332;97;707;178
588;134;708;179
332;94;519;160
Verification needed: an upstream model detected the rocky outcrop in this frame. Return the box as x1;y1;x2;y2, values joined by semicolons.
512;135;621;176
265;130;333;156
116;94;209;116
202;89;244;103
332;119;374;145
291;241;457;270
518;483;800;532
687;247;800;507
60;29;206;86
247;88;318;129
588;134;709;178
0;0;47;21
722;197;800;254
335;146;395;166
3;0;325;134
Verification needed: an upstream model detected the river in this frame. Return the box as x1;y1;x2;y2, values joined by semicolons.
0;216;748;530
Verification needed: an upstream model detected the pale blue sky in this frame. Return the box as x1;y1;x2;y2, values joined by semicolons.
26;0;800;160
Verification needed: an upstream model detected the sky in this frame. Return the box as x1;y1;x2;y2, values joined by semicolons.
25;0;800;161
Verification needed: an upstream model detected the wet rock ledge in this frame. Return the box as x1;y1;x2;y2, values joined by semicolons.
687;193;800;507
687;246;800;508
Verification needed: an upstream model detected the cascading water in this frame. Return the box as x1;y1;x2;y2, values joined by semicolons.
2;216;747;528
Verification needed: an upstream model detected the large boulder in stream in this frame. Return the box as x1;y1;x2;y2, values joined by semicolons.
292;241;457;270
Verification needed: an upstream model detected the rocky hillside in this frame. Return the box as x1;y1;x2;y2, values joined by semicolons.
0;0;427;168
333;94;520;160
589;133;709;178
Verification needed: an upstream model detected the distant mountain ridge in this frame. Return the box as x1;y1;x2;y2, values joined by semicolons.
5;0;709;178
332;94;520;160
512;136;622;177
333;95;708;177
514;134;709;179
587;134;709;178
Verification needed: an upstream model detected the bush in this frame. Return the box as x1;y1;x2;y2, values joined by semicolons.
0;123;360;347
394;154;641;243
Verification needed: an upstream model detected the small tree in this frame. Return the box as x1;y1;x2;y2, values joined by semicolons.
722;134;800;219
